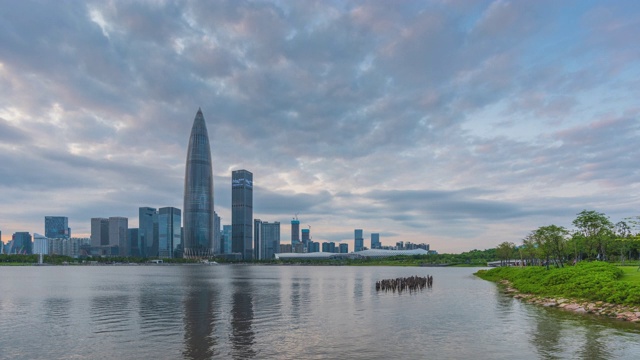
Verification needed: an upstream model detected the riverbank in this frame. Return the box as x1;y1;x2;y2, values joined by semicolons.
499;279;640;323
476;262;640;323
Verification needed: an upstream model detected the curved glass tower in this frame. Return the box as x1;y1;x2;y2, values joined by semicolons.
183;108;214;258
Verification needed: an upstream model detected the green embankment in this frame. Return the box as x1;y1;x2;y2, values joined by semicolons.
475;262;640;305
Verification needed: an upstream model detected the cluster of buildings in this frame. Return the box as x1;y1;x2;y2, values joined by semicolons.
1;109;433;260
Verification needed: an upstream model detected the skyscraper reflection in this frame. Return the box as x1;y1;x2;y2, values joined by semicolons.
230;270;255;359
182;269;217;359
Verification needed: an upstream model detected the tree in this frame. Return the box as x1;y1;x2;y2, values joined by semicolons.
496;241;516;266
533;225;568;269
572;210;614;260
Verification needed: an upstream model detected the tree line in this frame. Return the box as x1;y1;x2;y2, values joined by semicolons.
496;210;640;269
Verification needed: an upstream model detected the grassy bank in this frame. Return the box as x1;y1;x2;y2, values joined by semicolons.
475;262;640;305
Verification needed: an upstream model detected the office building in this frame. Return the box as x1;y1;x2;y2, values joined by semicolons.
371;233;381;249
109;217;128;256
221;225;232;254
90;218;109;247
279;244;292;253
128;228;139;257
354;229;364;252
232;169;253;260
183;108;215;258
33;233;49;255
301;228;310;251
254;220;280;260
322;242;336;253
44;216;70;239
12;232;32;255
139;207;158;257
339;243;349;254
291;218;300;246
159;207;181;258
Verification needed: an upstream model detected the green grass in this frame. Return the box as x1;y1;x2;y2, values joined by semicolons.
475;262;640;305
619;266;640;284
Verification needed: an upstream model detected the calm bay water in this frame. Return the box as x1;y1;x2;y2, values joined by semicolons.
1;265;639;359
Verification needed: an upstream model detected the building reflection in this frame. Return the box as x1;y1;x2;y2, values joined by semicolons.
230;270;255;359
182;269;218;359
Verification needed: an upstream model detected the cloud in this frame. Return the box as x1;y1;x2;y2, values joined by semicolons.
0;1;638;253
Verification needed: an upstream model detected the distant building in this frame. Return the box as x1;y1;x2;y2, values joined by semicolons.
232;169;253;260
139;207;158;258
371;233;380;249
221;225;232;254
158;207;181;258
322;242;336;253
12;232;32;255
213;211;221;256
128;228;139;257
254;220;280;260
44;216;70;239
291;218;300;246
90;218;109;247
279;244;293;253
354;229;364;252
301;228;310;251
33;233;49;255
339;243;348;254
109;217;128;256
308;241;320;253
254;219;263;260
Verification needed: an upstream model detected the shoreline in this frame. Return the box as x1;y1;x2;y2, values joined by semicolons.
499;280;640;323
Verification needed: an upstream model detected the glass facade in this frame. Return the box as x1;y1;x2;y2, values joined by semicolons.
139;207;158;258
183;109;214;258
44;216;70;239
354;229;364;252
232;169;253;260
158;207;181;258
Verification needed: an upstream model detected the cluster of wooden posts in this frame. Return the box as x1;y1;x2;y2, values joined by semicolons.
375;275;433;293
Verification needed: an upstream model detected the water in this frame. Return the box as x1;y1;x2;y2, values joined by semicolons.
1;265;639;359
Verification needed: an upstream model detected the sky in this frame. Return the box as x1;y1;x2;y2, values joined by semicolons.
1;0;639;252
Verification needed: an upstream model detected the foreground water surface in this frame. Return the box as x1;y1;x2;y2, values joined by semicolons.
1;265;639;359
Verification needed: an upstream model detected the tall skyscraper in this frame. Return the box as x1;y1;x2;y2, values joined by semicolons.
354;229;364;252
301;227;310;251
183;108;215;258
90;218;109;247
371;233;381;249
158;207;181;258
139;207;158;258
44;216;70;239
291;218;300;246
232;169;253;260
109;217;128;256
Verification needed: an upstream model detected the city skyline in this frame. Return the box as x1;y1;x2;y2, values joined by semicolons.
0;1;639;252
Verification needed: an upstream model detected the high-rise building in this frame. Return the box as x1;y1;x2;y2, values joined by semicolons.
339;243;349;254
139;207;158;258
183;108;215;258
159;207;181;258
371;233;381;249
90;218;109;247
262;222;280;260
108;217;128;256
33;233;49;255
12;232;32;255
44;216;70;239
213;211;221;256
253;220;280;260
354;229;364;252
301;228;310;251
222;225;232;254
254;219;263;260
322;242;336;253
232;169;253;260
128;228;139;256
291;218;300;246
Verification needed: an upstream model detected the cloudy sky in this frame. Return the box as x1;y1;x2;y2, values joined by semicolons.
1;0;639;252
